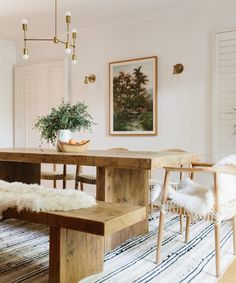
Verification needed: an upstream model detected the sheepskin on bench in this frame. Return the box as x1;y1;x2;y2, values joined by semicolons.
0;180;96;218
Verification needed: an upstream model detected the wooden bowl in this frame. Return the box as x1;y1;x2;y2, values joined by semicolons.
57;140;90;153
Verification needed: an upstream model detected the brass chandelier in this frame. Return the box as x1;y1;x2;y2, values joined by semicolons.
21;0;77;64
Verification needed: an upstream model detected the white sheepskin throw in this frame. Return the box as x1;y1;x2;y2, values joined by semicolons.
149;179;162;203
153;155;236;216
214;154;236;204
0;180;96;219
168;178;214;216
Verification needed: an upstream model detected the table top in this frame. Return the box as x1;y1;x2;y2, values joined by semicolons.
0;148;200;170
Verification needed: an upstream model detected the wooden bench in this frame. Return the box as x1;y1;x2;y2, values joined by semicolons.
2;201;146;283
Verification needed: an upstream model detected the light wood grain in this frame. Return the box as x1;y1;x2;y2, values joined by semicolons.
3;201;146;236
97;167;149;251
156;164;235;278
0;148;199;251
3;202;145;283
49;227;104;283
219;258;236;283
156;171;170;264
0;148;199;170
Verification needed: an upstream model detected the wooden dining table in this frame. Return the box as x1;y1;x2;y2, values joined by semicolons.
0;148;199;251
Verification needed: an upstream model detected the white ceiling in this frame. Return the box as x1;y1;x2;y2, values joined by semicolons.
0;0;222;42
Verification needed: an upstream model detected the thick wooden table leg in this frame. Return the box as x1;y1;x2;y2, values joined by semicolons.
49;227;104;283
0;161;40;184
97;167;149;251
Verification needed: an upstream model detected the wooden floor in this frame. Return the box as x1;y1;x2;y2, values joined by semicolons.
219;258;236;283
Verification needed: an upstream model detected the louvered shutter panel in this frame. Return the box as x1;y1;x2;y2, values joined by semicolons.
14;60;69;148
213;30;236;159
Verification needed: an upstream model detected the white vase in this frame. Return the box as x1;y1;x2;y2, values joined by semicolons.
56;129;71;143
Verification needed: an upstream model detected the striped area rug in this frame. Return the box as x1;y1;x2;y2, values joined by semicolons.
0;212;234;283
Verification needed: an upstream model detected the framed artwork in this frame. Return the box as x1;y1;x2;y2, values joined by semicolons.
109;56;157;136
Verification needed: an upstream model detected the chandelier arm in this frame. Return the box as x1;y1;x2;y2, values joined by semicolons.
57;39;75;48
67;23;69;43
25;38;54;42
72;36;75;55
24;29;27;49
21;0;77;62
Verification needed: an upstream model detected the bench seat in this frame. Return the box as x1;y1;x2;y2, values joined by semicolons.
2;201;146;283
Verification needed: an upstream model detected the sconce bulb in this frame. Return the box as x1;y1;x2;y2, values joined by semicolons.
22;48;29;60
72;60;77;65
65;11;71;17
21;19;28;25
22;54;29;60
71;28;77;34
65;48;71;54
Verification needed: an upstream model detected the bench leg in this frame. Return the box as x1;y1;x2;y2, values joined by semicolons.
96;167;149;251
49;227;104;283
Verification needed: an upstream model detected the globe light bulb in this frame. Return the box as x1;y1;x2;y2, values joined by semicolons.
65;11;71;17
22;48;29;60
65;48;71;54
22;54;29;60
21;19;28;25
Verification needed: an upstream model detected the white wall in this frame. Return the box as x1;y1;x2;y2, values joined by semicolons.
0;39;15;147
15;1;236;157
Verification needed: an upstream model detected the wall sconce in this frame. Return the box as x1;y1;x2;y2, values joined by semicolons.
84;74;96;84
173;63;184;75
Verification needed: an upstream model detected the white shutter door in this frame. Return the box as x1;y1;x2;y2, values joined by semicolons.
26;64;50;148
14;60;68;148
213;30;236;159
14;68;27;147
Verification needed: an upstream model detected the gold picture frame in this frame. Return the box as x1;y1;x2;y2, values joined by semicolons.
109;56;158;136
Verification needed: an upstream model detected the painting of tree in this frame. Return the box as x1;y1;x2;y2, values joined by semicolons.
109;56;157;135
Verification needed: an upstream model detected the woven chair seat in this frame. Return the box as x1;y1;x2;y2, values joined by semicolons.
76;174;97;185
162;199;236;223
41;171;75;181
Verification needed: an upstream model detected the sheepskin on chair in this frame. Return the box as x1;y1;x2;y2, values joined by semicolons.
155;155;236;216
0;180;96;219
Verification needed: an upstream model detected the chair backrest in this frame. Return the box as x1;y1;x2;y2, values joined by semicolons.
160;148;187;181
161;148;187;153
107;147;129;151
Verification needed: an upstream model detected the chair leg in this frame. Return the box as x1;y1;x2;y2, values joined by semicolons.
233;216;236;255
185;216;191;243
75;180;79;190
214;223;221;277
53;180;56;189
80;182;84;191
156;211;166;264
62;180;66;189
180;215;183;234
75;166;80;190
150;203;153;218
62;165;66;189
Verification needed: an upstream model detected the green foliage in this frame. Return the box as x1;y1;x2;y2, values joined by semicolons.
113;66;153;131
34;100;94;145
140;112;153;130
114;112;153;131
113;66;150;114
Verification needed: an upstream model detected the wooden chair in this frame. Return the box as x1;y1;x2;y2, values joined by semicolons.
41;164;75;189
156;162;236;277
75;166;96;191
75;148;129;191
149;148;190;233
